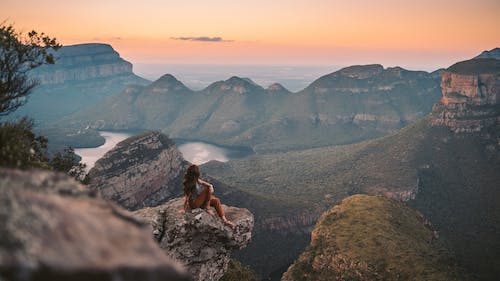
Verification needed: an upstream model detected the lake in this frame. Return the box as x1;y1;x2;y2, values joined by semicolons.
74;131;132;170
75;131;254;170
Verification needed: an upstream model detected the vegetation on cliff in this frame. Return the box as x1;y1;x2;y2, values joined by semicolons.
282;195;466;281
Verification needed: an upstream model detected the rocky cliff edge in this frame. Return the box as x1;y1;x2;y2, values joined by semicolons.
89;131;189;211
431;58;500;133
134;197;254;281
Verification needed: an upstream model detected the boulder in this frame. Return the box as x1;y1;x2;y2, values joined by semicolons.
0;168;190;281
134;198;254;281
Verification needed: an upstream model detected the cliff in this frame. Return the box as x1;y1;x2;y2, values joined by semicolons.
0;168;190;281
431;59;500;132
89;131;189;210
32;43;136;84
134;197;254;281
281;195;466;281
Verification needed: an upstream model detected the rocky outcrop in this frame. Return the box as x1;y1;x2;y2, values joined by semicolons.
32;43;135;84
89;132;189;210
431;59;500;132
134;198;254;281
0;168;190;281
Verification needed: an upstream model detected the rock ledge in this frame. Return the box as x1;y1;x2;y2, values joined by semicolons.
134;197;254;281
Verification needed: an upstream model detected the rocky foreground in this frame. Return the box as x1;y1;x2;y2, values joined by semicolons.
134;198;254;281
0;169;190;281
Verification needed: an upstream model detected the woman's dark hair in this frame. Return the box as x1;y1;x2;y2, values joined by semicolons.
183;164;200;196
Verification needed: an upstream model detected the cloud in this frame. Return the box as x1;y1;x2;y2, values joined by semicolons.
170;36;232;42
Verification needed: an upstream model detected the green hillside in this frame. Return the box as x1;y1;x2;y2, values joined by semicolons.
282;195;466;281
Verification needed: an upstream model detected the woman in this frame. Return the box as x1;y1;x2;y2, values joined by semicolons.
181;164;234;227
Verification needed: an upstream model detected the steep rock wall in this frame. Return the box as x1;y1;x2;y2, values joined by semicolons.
431;59;500;133
32;43;134;84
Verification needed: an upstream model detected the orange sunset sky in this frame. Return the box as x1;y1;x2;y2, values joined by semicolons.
2;0;499;70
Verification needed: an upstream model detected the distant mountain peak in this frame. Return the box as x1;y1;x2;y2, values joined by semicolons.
266;83;290;93
337;64;384;79
474;47;500;60
205;76;263;94
149;74;191;93
447;58;500;75
226;76;258;86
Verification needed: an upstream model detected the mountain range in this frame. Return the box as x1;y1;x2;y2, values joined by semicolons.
58;63;442;153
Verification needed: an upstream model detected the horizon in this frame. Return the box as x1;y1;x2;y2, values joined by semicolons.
2;0;499;70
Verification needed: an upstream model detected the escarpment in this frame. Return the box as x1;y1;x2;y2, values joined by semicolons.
134;197;254;281
0;168;190;281
89;131;190;210
431;58;500;133
32;43;136;84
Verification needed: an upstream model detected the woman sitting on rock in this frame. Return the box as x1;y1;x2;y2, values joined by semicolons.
181;164;234;227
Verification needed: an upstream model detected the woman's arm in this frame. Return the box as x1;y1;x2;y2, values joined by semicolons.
198;179;214;193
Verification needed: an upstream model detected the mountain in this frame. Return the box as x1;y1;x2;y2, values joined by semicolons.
61;64;441;153
281;195;466;281
9;43;149;124
202;58;500;279
474;47;500;60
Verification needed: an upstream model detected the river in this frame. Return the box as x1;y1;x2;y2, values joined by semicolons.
75;131;253;170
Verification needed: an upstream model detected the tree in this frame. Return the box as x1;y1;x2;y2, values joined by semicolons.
0;23;89;182
50;147;89;183
0;117;49;169
0;23;61;115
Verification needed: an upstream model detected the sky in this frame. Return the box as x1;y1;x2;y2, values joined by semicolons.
2;0;499;70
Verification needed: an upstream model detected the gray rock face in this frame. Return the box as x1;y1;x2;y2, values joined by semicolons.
89;131;189;211
32;43;134;84
0;168;190;281
134;198;254;281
